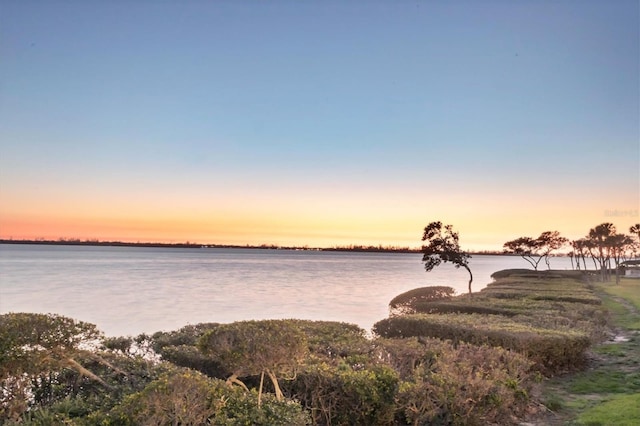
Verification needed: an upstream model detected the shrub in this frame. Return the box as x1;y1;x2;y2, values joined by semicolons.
102;336;134;355
159;344;227;378
287;320;371;363
397;342;536;425
373;337;441;380
283;362;399;426
102;369;310;425
199;320;309;401
0;313;104;422
389;286;456;315
407;300;515;316
149;322;220;353
373;314;590;374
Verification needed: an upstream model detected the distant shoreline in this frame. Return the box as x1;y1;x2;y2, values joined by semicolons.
0;238;512;255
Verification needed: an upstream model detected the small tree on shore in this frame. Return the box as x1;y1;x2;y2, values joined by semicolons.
421;221;473;297
503;231;567;271
586;223;616;282
538;231;569;269
503;237;544;270
570;239;590;270
608;233;635;284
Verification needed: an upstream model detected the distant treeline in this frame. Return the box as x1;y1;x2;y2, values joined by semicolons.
0;238;512;255
0;238;205;249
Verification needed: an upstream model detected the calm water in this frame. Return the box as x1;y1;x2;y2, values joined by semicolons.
0;244;574;337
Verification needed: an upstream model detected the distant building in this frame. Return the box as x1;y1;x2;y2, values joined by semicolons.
622;259;640;278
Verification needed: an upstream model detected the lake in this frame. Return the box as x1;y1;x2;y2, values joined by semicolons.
0;244;574;337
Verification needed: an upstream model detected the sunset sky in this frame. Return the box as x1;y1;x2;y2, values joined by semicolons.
1;1;638;251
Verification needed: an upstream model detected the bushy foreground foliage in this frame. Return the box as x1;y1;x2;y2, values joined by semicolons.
1;313;172;424
2;313;542;425
1;267;620;425
284;363;399;425
101;369;310;425
373;313;590;374
394;339;535;426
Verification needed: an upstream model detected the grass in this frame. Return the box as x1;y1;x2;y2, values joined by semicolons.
596;278;640;330
537;276;640;425
568;368;640;394
574;393;640;426
603;278;640;308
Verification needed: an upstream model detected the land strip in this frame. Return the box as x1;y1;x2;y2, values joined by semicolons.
533;277;640;425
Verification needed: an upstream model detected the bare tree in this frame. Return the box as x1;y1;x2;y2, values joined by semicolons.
421;221;473;297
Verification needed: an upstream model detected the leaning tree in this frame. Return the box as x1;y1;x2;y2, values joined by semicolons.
421;221;473;297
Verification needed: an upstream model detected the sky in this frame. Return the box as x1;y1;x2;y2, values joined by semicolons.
1;0;639;251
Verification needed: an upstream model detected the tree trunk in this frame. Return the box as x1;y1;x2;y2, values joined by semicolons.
65;358;111;389
463;265;473;297
265;369;284;401
226;374;249;392
258;370;265;407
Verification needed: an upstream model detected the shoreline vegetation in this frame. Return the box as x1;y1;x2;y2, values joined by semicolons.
0;238;526;256
2;269;638;424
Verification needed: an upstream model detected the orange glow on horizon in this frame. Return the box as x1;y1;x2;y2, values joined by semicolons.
2;176;637;251
2;202;638;252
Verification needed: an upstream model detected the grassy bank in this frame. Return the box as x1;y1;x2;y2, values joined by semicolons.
540;277;640;425
375;269;640;425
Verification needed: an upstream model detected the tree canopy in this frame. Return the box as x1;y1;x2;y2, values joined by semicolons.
421;221;473;296
198;320;308;404
503;231;568;271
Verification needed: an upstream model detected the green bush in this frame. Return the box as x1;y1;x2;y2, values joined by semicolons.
286;320;371;363
158;344;227;378
406;300;515;316
373;314;590;374
101;369;310;425
397;341;535;426
531;294;602;305
283;362;399;426
373;337;441;380
389;286;456;315
0;313;103;422
149;322;220;353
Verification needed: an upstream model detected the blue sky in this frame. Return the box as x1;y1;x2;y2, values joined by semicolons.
1;1;638;249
